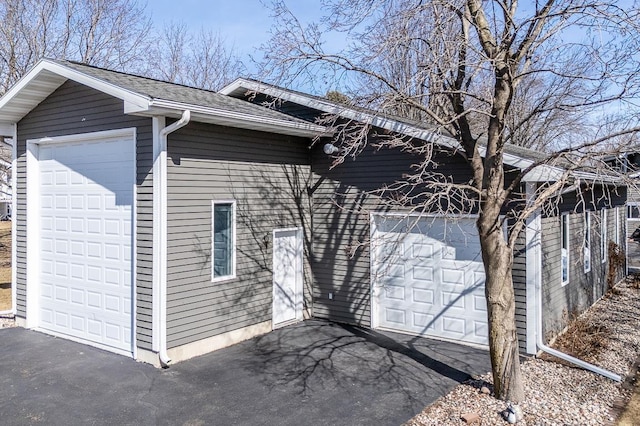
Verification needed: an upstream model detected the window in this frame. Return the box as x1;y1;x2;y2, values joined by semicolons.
561;213;570;286
615;207;620;245
601;209;607;263
628;204;640;219
211;200;236;281
584;212;591;273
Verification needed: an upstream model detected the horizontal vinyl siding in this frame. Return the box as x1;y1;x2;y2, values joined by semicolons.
512;224;528;353
165;121;312;348
310;137;480;329
15;80;154;350
540;208;623;339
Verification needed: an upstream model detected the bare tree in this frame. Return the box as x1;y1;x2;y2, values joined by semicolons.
149;21;245;91
259;0;640;402
0;0;153;95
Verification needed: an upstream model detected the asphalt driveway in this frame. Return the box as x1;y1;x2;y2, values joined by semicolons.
0;320;490;425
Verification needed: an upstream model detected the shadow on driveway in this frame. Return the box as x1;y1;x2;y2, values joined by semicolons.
0;320;490;425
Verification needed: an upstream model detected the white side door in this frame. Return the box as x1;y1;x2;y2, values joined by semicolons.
272;228;303;327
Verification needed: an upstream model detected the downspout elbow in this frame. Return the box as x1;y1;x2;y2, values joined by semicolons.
536;337;621;382
158;110;191;367
536;283;621;382
160;110;191;138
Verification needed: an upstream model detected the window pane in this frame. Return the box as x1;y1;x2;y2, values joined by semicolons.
213;203;233;277
561;215;569;284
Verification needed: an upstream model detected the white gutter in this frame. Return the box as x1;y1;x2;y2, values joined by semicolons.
149;99;331;138
0;124;16;316
157;110;191;366
526;183;621;382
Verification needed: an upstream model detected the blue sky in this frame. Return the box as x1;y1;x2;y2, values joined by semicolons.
150;1;323;63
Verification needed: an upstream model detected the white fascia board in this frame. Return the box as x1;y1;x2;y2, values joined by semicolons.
222;79;546;170
40;60;150;111
147;99;332;138
522;164;565;182
522;164;622;186
0;59;150;122
476;145;535;171
221;79;457;148
572;169;620;184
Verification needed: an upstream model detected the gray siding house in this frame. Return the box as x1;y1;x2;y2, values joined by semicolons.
0;60;626;366
0;60;324;365
221;79;627;353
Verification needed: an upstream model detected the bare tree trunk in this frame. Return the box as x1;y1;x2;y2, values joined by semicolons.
479;212;525;403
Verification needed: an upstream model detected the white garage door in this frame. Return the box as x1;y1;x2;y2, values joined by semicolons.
372;215;488;346
37;134;134;353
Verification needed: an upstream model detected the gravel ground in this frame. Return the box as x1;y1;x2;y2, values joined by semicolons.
0;315;15;328
407;277;640;426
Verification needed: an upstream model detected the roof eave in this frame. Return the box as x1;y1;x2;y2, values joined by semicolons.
0;59;150;124
221;79;548;170
147;99;332;138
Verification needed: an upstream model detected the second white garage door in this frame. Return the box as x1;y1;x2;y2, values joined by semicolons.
35;131;134;353
372;215;488;346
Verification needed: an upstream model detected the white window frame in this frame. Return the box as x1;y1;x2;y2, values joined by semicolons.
561;213;570;286
601;209;607;264
627;203;640;219
584;212;591;273
615;206;620;245
211;200;237;282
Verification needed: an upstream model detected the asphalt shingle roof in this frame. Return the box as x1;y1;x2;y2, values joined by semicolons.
53;60;310;126
225;77;551;165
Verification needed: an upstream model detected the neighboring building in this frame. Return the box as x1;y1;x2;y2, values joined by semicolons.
603;151;640;239
0;60;626;365
0;142;12;218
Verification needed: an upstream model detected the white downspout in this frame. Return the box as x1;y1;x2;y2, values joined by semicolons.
157;111;190;367
527;183;621;382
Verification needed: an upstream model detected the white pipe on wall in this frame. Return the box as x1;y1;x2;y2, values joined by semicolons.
157;111;191;367
526;182;621;382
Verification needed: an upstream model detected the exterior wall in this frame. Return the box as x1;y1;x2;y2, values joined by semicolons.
512;225;528;353
310;139;530;349
165;121;312;348
627;183;640;238
15;80;154;350
540;206;626;340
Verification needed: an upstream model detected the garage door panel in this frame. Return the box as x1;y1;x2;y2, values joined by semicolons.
442;316;466;335
384;284;405;301
412;288;434;304
441;267;464;285
374;215;488;346
411;242;434;258
441;291;466;309
37;135;133;353
473;320;488;339
412;265;434;282
413;312;435;330
384;307;406;325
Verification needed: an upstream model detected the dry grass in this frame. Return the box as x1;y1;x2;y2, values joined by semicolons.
545;310;610;365
0;221;12;311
